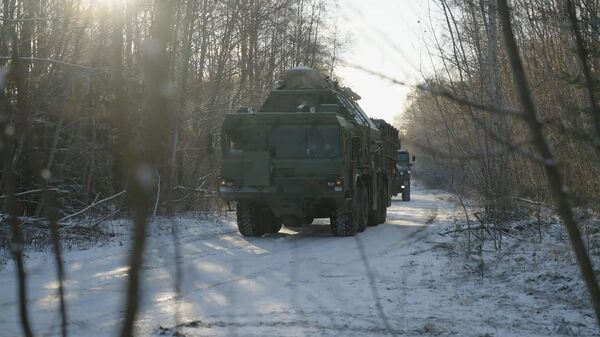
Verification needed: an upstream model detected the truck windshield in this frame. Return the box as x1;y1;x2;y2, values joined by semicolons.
398;152;410;167
270;126;340;158
224;127;268;153
224;126;340;159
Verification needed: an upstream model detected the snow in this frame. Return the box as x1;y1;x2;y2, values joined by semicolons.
0;184;597;337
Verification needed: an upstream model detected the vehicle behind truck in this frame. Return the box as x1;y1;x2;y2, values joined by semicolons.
219;66;400;237
397;150;415;201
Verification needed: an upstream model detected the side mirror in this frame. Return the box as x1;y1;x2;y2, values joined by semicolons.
412;155;416;162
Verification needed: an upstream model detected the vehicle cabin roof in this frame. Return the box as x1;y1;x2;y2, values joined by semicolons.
258;67;378;130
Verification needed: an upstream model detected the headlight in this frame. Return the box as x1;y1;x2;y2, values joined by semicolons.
220;179;234;187
327;177;343;191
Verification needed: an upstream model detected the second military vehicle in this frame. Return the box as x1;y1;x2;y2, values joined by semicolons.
219;66;400;237
397;150;414;201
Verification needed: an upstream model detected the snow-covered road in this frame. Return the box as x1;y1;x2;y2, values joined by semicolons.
1;185;597;336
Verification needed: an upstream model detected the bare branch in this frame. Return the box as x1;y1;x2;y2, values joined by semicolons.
343;61;524;119
58;190;126;225
0;188;62;200
0;56;110;72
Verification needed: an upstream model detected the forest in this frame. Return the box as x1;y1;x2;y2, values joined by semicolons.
1;0;344;336
401;0;600;329
2;0;600;336
0;0;342;215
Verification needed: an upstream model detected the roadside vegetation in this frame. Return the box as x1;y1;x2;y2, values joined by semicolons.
0;1;343;336
400;0;600;327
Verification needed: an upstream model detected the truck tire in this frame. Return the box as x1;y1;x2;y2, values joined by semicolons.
369;183;387;226
236;201;266;237
330;191;361;237
358;186;368;232
331;185;369;236
368;208;379;226
330;208;356;236
379;205;387;223
380;183;388;223
402;181;411;201
367;186;379;227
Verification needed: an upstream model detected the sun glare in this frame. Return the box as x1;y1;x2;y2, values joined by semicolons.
86;0;126;11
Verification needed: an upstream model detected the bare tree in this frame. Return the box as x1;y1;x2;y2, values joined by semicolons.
119;0;174;335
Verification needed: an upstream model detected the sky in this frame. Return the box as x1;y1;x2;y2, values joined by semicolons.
336;0;443;124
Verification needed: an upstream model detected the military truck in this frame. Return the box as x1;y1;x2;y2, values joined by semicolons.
397;150;415;201
219;66;400;237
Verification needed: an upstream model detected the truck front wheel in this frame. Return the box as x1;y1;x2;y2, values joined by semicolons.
330;208;356;237
330;193;361;237
402;181;411;201
330;185;369;236
236;201;266;237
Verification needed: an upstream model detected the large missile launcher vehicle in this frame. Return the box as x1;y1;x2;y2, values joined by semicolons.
219;67;401;237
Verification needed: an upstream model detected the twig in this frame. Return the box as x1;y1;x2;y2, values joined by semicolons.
0;188;62;200
196;171;214;183
59;190;126;224
439;225;485;236
512;197;552;208
0;56;110;72
0;17;68;22
473;212;498;249
90;209;121;228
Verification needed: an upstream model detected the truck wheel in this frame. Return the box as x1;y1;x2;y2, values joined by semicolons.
369;183;388;226
368;187;382;226
368;209;379;226
369;193;382;226
358;186;368;232
402;182;411;201
379;205;387;223
380;184;388;223
367;187;379;227
330;202;359;237
236;201;266;237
